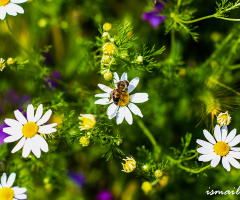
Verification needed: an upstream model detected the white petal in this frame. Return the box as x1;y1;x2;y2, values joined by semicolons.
31;136;41;158
197;147;213;154
228;135;240;147
14;110;27;125
128;77;139;93
116;107;125;125
3;127;21;136
97;84;112;93
196;139;214;149
10;0;28;3
12;187;27;195
6;173;16;187
214;125;221;142
5;4;17;16
36;109;52;126
198;152;215;162
4;118;23;129
222;156;230;171
11;137;26;153
113;72;119;83
130;93;149;103
38;124;57;134
27;104;35;122
6;3;24;14
1;173;7;187
95;93;110;98
35;134;49;152
0;7;7;20
221;126;228;142
15;194;27;199
108;106;118;120
228;151;240;159
0;184;2;189
227;155;240;169
34;104;43;122
124;107;133;125
128;103;143;117
95;98;112;105
225;128;237;143
231;147;240;151
210;155;221;167
121;72;127;81
22;138;32;158
203;130;216;144
107;103;118;116
4;134;23;143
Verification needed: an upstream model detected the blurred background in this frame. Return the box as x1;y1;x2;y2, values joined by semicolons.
1;0;240;199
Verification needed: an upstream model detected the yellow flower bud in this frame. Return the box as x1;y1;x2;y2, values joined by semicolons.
155;170;163;178
141;181;152;193
217;111;231;126
79;114;96;130
103;22;112;31
0;58;6;71
7;57;15;66
121;157;136;173
79;136;90;147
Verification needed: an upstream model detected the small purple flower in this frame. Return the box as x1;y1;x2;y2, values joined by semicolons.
68;171;86;187
4;90;30;106
142;0;167;29
0;123;9;145
44;70;61;90
96;190;112;200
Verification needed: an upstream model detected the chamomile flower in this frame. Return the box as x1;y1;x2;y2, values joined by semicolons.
217;111;231;126
0;0;28;20
95;72;149;125
3;104;57;158
0;172;27;200
79;114;96;130
197;125;240;171
121;157;136;173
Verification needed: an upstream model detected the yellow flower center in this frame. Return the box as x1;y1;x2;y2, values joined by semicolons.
0;0;10;6
217;112;231;126
118;92;130;107
0;187;14;200
22;122;39;138
103;43;115;55
213;141;230;156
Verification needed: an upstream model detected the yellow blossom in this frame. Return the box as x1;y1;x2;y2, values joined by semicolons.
79;136;90;147
103;69;112;81
217;111;231;126
6;57;15;66
79;114;96;130
141;181;152;193
122;157;136;173
103;22;112;31
0;58;6;71
155;170;163;178
103;43;115;55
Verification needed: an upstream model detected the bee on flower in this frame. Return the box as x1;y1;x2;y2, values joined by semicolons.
197;124;240;171
3;104;57;158
79;114;96;130
217;111;231;126
0;0;28;20
0;172;27;200
121;157;136;173
95;72;149;125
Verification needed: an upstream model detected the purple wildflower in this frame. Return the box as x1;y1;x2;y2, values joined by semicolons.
67;171;86;187
142;0;167;29
3;90;30;106
44;70;61;90
0;123;9;145
96;190;112;200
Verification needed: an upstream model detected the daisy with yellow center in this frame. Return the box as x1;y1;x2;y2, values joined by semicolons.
95;72;149;125
0;0;27;20
121;157;136;173
102;42;115;55
3;104;57;158
197;125;240;171
217;111;231;126
79;114;96;130
0;173;27;200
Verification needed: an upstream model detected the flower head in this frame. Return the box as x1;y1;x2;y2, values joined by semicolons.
0;0;28;20
102;43;115;55
141;181;152;193
0;58;6;71
95;72;149;125
103;22;112;32
79;114;96;130
142;0;167;29
0;172;27;200
79;136;90;147
3;104;57;158
6;58;15;66
155;169;163;178
121;157;136;173
197;125;240;171
217;111;231;126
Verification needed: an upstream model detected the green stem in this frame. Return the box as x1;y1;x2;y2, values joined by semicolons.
5;16;30;55
175;14;215;24
179;164;211;173
216;17;240;21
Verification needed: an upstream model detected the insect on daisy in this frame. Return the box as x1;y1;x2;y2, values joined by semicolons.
95;72;149;125
0;0;28;20
0;172;27;200
3;104;57;158
197;125;240;171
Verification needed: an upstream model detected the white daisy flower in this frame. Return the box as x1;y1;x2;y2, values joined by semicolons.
197;125;240;171
0;172;27;200
95;72;149;125
0;0;28;20
3;104;57;158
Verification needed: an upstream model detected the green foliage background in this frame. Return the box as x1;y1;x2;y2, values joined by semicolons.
1;0;240;199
